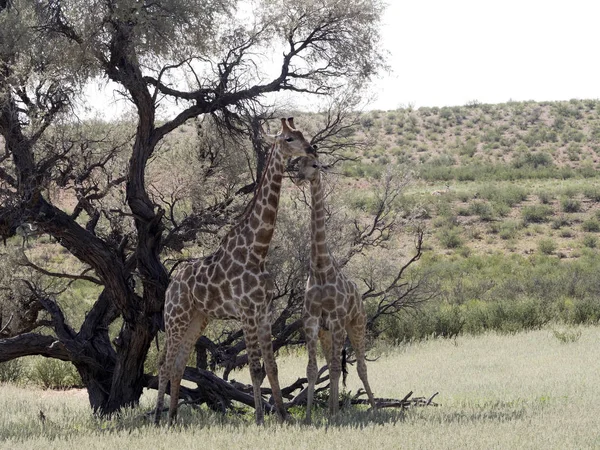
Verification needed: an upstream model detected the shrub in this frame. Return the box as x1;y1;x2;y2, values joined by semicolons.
437;227;463;249
512;151;553;169
582;235;598;248
561;197;581;213
522;205;553;223
493;202;511;217
551;327;582;344
584;187;600;202
499;221;521;240
560;229;574;238
538;191;554;204
551;216;570;229
29;358;82;390
0;359;23;383
582;218;600;232
468;201;495;221
538;238;557;255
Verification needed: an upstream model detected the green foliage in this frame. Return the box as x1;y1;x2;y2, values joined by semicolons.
29;358;82;390
467;201;495;221
0;360;23;383
561;197;581;213
583;186;600;202
582;235;598;248
581;218;600;232
538;238;557;255
522;205;553;223
437;227;463;249
499;220;521;240
537;190;554;204
477;184;528;207
377;252;600;342
551;216;570;229
551;327;582;343
512;152;554;169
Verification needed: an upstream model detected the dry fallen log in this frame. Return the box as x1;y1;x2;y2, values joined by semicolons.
147;364;438;418
351;389;440;408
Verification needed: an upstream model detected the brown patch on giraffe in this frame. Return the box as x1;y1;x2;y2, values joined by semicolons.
255;228;271;244
192;283;206;300
232;247;248;263
242;272;259;290
248;214;260;229
230;262;244;278
261;208;276;223
268;193;279;206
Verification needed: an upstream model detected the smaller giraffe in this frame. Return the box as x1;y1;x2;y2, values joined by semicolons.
296;154;376;423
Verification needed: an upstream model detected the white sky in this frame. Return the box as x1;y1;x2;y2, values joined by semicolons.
369;0;600;110
84;0;600;117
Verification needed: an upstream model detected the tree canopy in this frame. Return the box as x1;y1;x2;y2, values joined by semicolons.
0;0;430;417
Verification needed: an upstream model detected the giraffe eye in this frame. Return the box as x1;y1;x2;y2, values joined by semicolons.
312;164;319;168
285;137;294;142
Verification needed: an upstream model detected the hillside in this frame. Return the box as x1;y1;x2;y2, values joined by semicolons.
339;99;600;259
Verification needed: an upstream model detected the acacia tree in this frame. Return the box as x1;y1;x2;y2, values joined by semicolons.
0;0;389;414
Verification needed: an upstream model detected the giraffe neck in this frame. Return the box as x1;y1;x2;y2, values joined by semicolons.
310;173;334;272
239;144;285;261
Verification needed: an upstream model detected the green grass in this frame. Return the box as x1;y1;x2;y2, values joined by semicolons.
2;327;600;449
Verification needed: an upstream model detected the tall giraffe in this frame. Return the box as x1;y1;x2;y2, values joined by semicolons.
296;153;376;423
154;118;316;426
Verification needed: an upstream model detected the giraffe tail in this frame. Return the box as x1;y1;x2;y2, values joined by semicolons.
341;348;348;387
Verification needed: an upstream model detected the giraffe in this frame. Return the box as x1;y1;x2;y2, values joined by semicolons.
296;153;377;423
154;118;316;426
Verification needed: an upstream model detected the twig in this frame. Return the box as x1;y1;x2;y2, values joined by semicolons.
0;314;14;335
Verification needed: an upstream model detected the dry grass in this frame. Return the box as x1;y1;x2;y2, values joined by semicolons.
2;326;600;449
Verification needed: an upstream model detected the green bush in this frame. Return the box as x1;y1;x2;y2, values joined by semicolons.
551;216;570;229
512;151;553;169
522;205;553;223
537;191;554;204
468;201;495;221
584;187;600;202
499;221;521;240
29;358;82;390
561;197;581;213
551;327;582;344
437;227;463;249
582;235;598;248
582;218;600;232
538;238;557;255
0;359;23;383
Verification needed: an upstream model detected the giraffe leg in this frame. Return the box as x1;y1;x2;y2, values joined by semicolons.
258;315;287;422
243;323;266;425
347;316;376;410
154;344;168;425
328;326;346;417
304;316;320;424
166;314;209;425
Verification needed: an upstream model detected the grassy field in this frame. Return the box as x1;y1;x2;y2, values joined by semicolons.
2;326;600;449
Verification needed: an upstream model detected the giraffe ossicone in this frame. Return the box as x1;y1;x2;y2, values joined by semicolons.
154;118;315;426
296;154;377;424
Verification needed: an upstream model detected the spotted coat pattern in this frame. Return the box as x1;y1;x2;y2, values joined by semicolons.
154;119;315;426
297;155;377;423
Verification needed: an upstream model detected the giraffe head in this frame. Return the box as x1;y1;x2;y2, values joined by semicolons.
296;153;327;184
264;117;316;158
